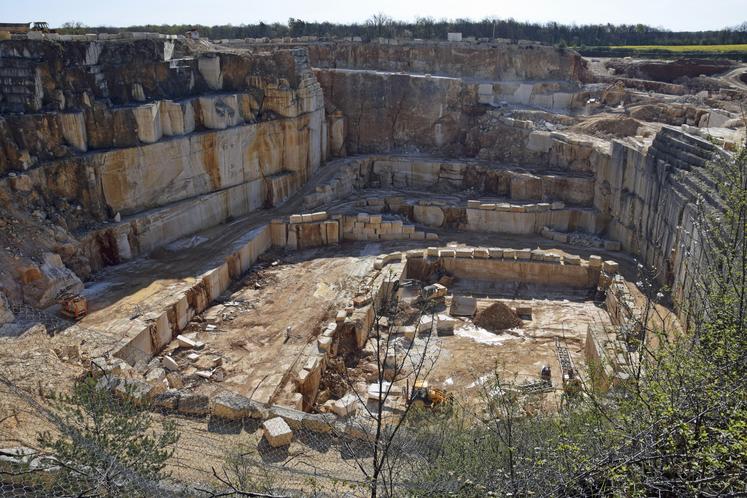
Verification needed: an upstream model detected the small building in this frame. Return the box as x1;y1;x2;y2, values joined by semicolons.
447;32;462;42
0;22;31;34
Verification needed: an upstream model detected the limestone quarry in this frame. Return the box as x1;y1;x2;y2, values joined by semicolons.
0;30;744;482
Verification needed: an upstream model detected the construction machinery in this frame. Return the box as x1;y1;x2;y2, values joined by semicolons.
421;283;447;301
409;380;452;410
59;295;88;320
57;293;88;320
31;22;50;32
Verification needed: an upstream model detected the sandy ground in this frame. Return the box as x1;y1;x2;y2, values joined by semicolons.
175;246;375;404
427;297;610;398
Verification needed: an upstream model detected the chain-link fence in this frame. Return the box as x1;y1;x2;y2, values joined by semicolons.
0;371;470;497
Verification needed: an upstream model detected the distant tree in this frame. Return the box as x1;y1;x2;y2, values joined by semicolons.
367;13;393;39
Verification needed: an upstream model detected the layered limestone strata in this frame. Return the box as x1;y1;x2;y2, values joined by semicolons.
0;39;328;306
0;40;324;175
315;69;471;155
304;155;598;208
314;68;596;155
0;36;734;336
600;126;727;312
305;40;591;82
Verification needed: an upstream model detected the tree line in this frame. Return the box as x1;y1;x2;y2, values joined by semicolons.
57;16;747;47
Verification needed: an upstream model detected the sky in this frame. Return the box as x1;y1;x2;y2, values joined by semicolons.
0;0;744;32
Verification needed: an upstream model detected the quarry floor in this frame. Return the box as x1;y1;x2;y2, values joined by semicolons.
0;212;634;493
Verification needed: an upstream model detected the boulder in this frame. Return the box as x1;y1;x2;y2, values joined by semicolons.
22;253;84;307
413;205;445;227
177;394;210;416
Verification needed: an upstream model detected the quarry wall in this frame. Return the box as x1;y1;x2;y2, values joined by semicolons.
0;38;729;329
305;40;591;82
0;39;329;304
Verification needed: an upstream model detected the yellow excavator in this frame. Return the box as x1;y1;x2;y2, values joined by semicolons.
409;380;452;410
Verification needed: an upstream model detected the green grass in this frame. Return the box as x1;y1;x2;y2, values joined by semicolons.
612;44;747;53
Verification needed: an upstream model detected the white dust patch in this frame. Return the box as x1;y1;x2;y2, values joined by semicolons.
454;322;524;346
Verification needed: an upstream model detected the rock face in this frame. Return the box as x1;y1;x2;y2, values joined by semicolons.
605;58;733;83
307;40;591;82
20;253;83;307
601;126;726;312
0;38;327;301
315;69;470;155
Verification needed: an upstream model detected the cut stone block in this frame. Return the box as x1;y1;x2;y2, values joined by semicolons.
263;417;293;447
589;255;603;269
450;295;477;317
332;393;358;417
488;247;503;258
176;335;204;349
318;336;333;352
515;248;531;260
603;260;619;274
211;390;251;420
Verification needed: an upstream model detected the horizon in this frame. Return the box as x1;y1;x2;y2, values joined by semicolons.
1;0;745;33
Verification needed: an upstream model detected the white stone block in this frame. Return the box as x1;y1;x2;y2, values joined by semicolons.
263;417;293;447
333;393;358;417
162;356;178;371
